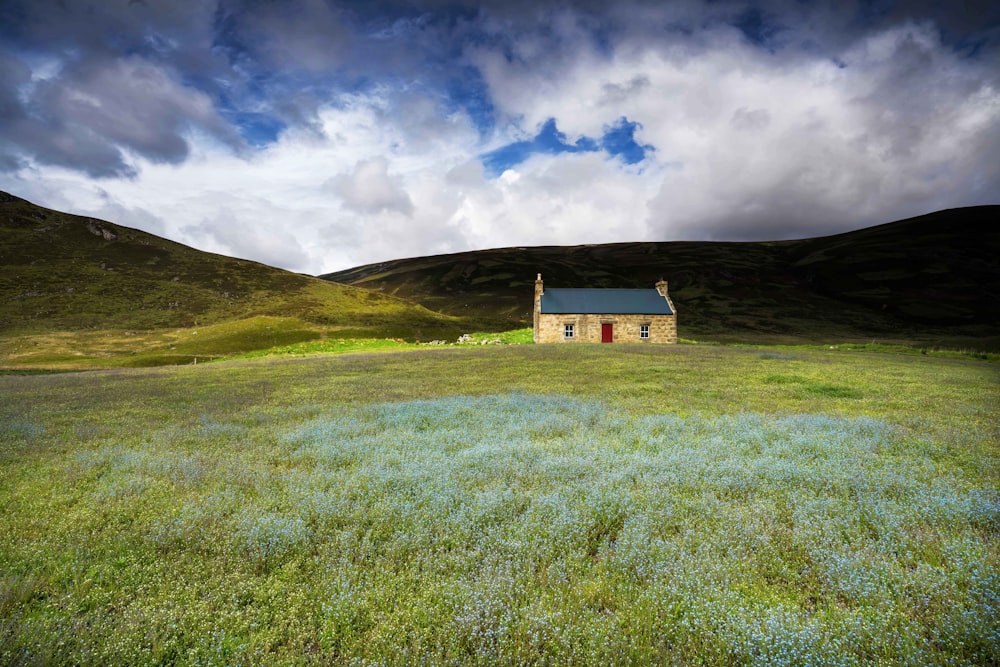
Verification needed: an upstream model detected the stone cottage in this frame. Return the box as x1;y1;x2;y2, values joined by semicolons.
533;274;677;344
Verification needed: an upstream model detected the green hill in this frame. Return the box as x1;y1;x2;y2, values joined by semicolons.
4;190;996;367
322;207;1000;349
0;191;459;367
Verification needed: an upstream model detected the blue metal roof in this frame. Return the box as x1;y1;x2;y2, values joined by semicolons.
540;288;673;315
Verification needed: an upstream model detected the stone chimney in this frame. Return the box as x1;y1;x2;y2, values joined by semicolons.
656;277;677;318
533;274;544;344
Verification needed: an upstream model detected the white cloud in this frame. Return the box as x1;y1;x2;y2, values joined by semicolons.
182;202;311;272
327;156;414;216
471;18;1000;241
1;8;997;276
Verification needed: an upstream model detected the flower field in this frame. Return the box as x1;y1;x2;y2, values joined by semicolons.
0;344;996;665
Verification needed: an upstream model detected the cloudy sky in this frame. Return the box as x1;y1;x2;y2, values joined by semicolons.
1;1;998;274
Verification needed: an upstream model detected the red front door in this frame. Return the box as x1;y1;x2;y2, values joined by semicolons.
601;323;613;343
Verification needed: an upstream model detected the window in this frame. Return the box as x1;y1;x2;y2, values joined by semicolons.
640;324;650;339
564;323;575;339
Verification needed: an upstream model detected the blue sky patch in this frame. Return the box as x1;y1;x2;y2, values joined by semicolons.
481;117;652;177
443;66;496;136
227;111;287;146
481;118;597;176
601;117;654;165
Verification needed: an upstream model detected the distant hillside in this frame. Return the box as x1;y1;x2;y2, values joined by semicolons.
0;191;456;340
322;207;1000;348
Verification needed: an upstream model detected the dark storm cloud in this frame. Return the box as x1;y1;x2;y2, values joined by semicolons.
0;0;226;86
0;0;242;176
213;0;357;72
0;52;30;168
0;53;242;177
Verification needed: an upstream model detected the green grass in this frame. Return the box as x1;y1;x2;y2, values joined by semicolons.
231;336;417;359
1;318;527;370
7;325;997;372
217;328;535;362
0;193;461;341
748;341;1000;363
459;328;534;345
0;344;996;665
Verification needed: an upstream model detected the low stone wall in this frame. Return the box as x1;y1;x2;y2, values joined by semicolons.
537;313;677;344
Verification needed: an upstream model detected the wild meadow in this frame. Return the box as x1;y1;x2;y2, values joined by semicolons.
0;344;996;665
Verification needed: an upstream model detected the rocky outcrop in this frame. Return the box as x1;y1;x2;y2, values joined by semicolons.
86;219;118;241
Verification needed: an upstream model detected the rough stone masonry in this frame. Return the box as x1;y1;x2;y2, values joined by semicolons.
533;274;677;344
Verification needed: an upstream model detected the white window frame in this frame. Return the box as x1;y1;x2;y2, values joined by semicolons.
564;323;575;339
640;324;650;340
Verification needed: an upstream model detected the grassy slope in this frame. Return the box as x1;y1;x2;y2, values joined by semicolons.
0;346;996;664
321;206;1000;348
0;192;461;366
